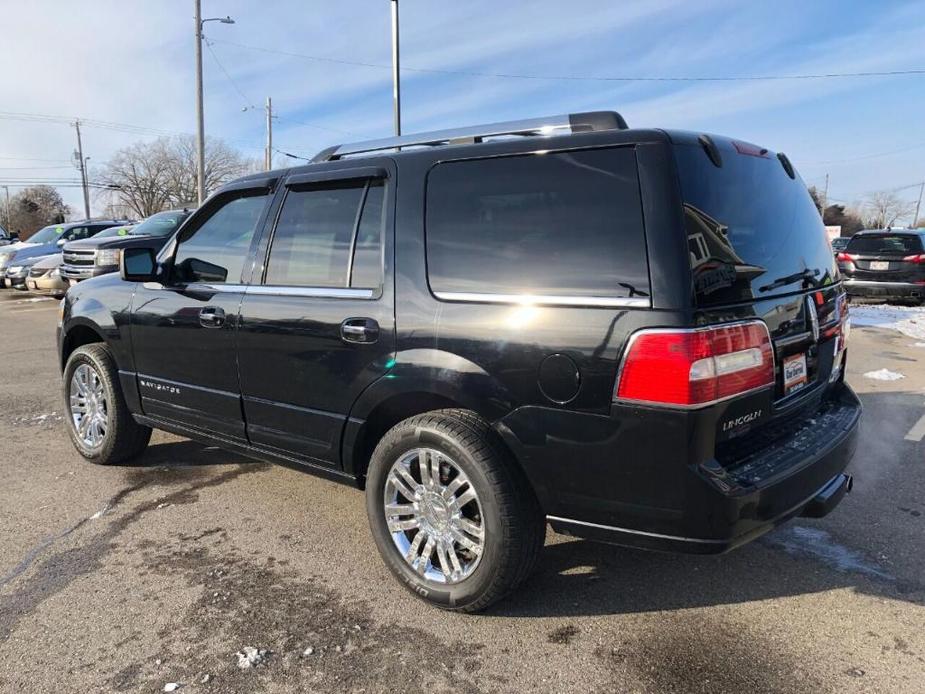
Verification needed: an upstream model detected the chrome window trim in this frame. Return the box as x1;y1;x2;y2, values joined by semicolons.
139;282;376;300
432;291;649;308
247;285;375;299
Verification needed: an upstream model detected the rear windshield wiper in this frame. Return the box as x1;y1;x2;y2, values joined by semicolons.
758;268;820;293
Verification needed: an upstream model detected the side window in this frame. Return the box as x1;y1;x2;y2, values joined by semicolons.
265;178;384;289
173;193;267;284
425;148;649;299
350;181;385;289
65;226;88;241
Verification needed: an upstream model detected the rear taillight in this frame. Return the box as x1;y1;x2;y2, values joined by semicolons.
615;321;774;407
836;252;858;263
902;254;925;264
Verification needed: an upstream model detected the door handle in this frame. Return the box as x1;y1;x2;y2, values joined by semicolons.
199;306;226;328
341;317;379;344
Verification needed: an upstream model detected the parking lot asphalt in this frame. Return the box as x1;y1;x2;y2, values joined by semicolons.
0;290;923;694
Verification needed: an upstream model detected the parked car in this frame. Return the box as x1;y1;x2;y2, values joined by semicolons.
0;220;126;283
24;253;68;298
58;111;859;612
61;211;191;284
831;236;850;253
837;228;925;303
3;253;57;290
0;222;17;246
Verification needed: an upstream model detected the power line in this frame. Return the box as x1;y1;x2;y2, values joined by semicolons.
799;141;925;166
210;38;925;83
204;37;255;109
0;111;262;150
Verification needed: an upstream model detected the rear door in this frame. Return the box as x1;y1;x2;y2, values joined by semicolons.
673;137;845;423
236;165;396;467
844;233;925;283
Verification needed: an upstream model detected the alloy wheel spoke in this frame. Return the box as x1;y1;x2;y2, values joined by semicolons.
456;517;484;540
415;536;436;576
388;517;420;533
385;502;415;516
453;487;478;509
388;470;418;502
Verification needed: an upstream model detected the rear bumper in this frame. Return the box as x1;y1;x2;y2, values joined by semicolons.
844;279;925;300
501;382;861;555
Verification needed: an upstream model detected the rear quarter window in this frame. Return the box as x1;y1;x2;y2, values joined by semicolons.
425;147;649;300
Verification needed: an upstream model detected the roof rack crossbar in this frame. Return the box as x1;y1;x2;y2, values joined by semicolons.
312;110;627;162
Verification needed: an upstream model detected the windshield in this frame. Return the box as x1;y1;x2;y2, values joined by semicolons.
129;211;188;237
675;140;836;306
846;234;923;255
27;224;67;245
94;225;135;239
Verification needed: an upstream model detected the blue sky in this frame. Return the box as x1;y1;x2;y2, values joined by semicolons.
2;0;924;219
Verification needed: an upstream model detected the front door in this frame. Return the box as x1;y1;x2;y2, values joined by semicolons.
236;165;395;466
131;184;276;441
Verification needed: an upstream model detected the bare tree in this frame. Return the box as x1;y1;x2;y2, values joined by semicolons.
2;185;70;238
99;135;254;217
863;191;916;229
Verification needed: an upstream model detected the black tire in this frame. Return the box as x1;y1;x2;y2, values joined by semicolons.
365;409;544;613
63;343;151;465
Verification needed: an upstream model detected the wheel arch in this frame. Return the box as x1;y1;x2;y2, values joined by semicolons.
342;352;521;487
60;320;106;371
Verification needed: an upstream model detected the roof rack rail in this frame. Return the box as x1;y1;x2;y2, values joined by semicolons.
311;110;628;163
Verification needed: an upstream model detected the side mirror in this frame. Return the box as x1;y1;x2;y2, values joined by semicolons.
56;238;67;247
120;247;159;282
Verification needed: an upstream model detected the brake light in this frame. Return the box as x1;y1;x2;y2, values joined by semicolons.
615;321;774;407
902;254;925;264
836;252;858;263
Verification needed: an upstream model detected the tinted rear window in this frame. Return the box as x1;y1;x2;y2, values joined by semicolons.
675;141;836;306
426;148;648;299
846;234;923;255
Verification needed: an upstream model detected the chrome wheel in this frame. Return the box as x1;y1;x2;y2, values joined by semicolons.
69;363;108;449
384;448;485;584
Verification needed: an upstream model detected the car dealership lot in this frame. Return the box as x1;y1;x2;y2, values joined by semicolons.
0;293;923;694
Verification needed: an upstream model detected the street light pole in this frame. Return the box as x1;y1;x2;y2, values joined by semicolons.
390;0;401;136
265;96;273;171
194;2;235;204
195;0;205;204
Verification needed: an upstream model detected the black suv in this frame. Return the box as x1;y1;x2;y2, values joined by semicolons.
837;229;925;302
57;112;860;612
61;210;193;284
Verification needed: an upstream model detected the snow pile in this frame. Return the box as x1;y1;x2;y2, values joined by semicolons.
863;368;905;381
235;646;268;669
849;304;925;341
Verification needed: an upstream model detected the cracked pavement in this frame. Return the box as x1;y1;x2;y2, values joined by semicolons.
0;293;923;693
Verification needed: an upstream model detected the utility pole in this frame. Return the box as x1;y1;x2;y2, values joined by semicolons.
73;120;91;219
265;96;273;171
390;0;401;136
820;172;829;223
194;0;205;204
914;180;924;228
2;185;10;230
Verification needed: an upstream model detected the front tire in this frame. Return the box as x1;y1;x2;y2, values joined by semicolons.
365;409;544;613
64;344;151;465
